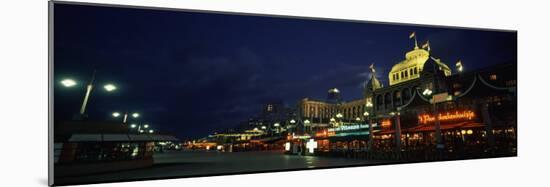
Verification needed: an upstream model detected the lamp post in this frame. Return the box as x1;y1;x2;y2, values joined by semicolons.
289;119;296;133
303;119;310;134
336;113;343;127
112;111;132;124
423;88;443;150
60;70;117;118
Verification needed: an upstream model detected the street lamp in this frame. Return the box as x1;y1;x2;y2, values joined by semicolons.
103;84;117;92
130;124;137;128
423;88;433;96
61;70;118;118
143;124;149;128
132;113;140;118
148;129;154;134
61;79;77;87
112;112;121;117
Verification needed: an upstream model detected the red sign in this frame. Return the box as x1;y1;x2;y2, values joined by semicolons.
418;110;476;124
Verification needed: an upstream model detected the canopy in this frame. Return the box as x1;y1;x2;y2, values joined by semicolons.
68;133;179;142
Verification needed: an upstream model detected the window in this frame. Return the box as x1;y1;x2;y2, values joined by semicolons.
490;74;497;80
405;71;408;77
414;67;418;74
410;68;413;75
401;72;404;79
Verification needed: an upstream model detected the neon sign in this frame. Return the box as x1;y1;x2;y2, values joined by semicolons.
418;110;476;124
328;124;369;132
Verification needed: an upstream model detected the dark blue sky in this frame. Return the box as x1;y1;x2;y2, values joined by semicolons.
53;3;516;139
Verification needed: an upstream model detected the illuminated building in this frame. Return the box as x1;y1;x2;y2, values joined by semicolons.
292;33;516;158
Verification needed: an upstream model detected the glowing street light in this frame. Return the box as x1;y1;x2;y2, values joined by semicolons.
363;112;369;116
148;129;154;133
103;84;117;92
366;101;373;108
61;79;77;87
139;129;144;133
336;113;343;119
112;112;121;117
423;88;433;96
130;124;137;128
132;113;140;118
62;70;119;118
143;124;149;128
355;117;361;121
261;126;267;130
330;118;336;122
290;119;296;124
303;120;310;124
274;123;280;127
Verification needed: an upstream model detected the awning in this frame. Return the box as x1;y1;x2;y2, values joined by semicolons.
149;134;179;141
407;122;484;133
374;122;484;135
250;136;284;143
68;134;102;142
128;134;152;141
102;134;130;141
68;133;179;142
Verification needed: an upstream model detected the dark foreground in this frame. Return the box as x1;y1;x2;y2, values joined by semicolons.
55;151;389;185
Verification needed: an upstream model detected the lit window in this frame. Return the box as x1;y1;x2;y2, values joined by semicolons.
490;74;497;80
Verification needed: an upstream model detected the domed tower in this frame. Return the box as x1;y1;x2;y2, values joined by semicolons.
364;64;382;96
388;33;451;86
327;88;342;103
363;64;382;110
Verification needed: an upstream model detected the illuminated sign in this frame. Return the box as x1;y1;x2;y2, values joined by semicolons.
292;135;311;139
306;139;317;153
285;142;291;151
328;124;369;132
331;131;369;137
418;110;476;124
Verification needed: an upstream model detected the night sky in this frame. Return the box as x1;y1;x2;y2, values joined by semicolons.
53;3;517;139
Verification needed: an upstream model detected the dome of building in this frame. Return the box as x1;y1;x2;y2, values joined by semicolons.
388;47;430;86
364;74;382;92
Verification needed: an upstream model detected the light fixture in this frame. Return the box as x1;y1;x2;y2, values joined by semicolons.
61;79;77;87
104;84;117;92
